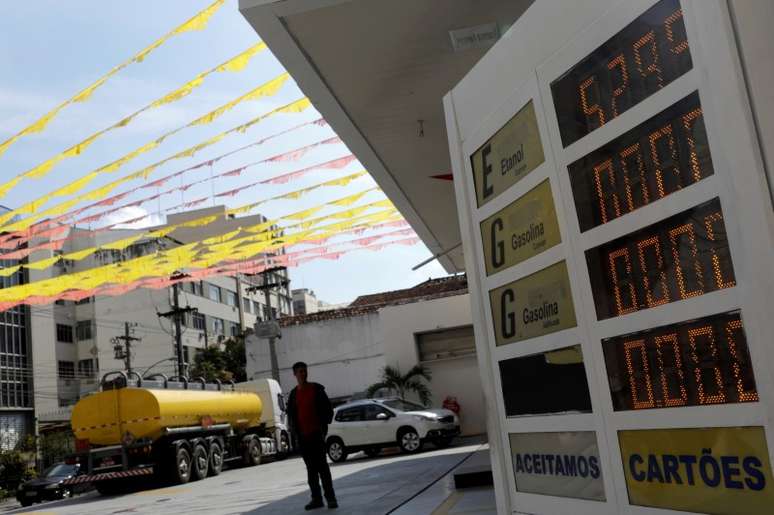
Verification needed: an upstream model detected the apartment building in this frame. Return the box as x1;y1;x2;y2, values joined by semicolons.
28;205;293;424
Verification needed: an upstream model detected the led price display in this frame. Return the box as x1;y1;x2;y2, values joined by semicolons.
603;312;758;411
568;92;712;232
586;198;736;320
551;0;693;147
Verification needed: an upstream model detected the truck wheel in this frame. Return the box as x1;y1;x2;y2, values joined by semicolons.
277;431;290;460
243;437;262;467
398;428;423;454
208;441;224;476
171;447;192;484
327;438;348;463
191;443;209;481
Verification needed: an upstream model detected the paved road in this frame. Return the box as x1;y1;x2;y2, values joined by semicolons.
1;442;483;515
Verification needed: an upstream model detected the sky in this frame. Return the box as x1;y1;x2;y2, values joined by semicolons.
0;0;447;305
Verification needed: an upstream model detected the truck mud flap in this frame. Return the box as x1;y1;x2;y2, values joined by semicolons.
62;467;154;485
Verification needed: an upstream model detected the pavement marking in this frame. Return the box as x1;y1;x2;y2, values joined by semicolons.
16;512;57;515
431;491;462;515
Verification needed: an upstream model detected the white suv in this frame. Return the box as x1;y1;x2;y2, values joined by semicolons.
325;398;460;462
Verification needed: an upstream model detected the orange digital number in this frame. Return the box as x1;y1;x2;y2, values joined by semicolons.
704;211;736;289
664;9;689;55
637;236;670;307
649;124;681;198
633;30;664;88
620;142;649;211
607;53;629;118
579;75;606;130
654;333;688;407
624;339;655;409
682;108;704;182
688;326;727;405
725;319;758;402
669;222;705;299
593;158;620;224
608;247;638;315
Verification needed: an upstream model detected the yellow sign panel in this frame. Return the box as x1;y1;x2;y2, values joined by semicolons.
470;100;545;207
489;261;576;346
480;179;561;276
619;427;774;515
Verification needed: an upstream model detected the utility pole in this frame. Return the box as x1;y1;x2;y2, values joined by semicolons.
247;266;289;383
112;322;141;375
157;273;198;377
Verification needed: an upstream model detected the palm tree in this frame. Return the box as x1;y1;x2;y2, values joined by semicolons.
366;364;432;406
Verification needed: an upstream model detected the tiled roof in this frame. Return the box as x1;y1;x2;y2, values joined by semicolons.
279;274;467;327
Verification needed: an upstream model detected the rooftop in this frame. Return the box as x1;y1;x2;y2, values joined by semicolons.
279;274;467;327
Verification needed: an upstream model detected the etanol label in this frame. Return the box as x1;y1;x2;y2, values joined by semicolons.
510;431;605;501
619;427;774;514
489;260;576;346
480;179;561;275
470;99;545;207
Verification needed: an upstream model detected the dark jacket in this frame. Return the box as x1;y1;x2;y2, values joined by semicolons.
287;382;334;441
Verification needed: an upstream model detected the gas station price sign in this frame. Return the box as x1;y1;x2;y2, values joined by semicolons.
603;311;758;411
586;198;736;320
568;92;712;232
551;0;693;147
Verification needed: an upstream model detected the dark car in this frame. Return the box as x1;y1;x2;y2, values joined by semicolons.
15;463;91;507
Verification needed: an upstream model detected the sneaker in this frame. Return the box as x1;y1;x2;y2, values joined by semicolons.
327;499;338;509
305;499;325;510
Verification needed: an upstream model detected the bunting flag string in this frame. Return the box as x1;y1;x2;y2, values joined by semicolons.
0;226;418;310
0;205;401;306
0;43;269;201
3;184;386;274
0;0;226;160
0;95;314;233
0;73;293;225
1;116;328;245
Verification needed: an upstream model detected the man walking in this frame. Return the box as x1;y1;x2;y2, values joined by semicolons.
287;361;338;510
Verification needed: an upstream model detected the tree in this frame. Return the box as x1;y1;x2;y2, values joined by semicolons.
366;364;432;406
189;335;247;382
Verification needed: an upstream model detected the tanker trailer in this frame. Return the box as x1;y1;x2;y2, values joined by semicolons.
63;372;280;494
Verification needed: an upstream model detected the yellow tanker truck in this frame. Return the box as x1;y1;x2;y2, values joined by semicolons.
63;372;290;494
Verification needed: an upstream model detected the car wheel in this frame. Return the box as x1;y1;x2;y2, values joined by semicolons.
243;437;262;467
364;448;381;458
208;441;224;476
191;443;209;481
327;438;348;463
19;499;33;507
172;447;192;484
398;428;423;453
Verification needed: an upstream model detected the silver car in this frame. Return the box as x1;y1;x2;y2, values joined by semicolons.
325;398;460;462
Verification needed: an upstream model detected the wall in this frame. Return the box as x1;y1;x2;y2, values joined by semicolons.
379;293;485;435
246;311;385;400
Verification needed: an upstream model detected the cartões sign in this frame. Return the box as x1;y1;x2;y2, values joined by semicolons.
489;260;577;346
510;431;605;501
470;99;545;207
619;426;774;514
479;179;561;275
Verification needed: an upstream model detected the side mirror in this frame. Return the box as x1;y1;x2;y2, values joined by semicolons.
376;413;389;421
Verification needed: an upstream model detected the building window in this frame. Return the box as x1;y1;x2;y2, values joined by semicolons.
416;326;476;362
211;317;225;335
56;324;74;343
229;322;240;337
243;298;252;313
57;361;75;379
224;290;238;307
253;301;261;316
78;359;95;379
75;297;92;305
207;284;221;303
192;312;206;331
76;321;93;341
55;300;66;306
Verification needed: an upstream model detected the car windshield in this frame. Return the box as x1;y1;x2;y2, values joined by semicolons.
44;464;77;478
381;399;426;412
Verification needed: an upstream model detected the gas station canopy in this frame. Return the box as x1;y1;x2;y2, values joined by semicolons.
239;0;534;272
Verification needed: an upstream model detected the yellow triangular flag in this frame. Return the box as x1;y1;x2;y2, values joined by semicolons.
173;0;225;34
216;42;267;72
62;247;98;261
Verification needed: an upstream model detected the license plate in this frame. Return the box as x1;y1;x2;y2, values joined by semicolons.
25;491;37;497
101;457;115;467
